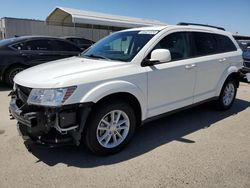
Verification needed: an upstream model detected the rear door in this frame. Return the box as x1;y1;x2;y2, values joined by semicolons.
190;32;238;103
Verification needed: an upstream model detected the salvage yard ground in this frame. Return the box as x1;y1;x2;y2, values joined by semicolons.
0;82;249;188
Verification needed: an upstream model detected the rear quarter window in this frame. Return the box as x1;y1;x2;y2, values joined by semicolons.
53;40;81;52
215;34;237;53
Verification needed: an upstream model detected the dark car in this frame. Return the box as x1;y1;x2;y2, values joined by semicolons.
64;37;94;51
233;35;250;68
236;40;250;68
0;36;81;85
242;44;250;68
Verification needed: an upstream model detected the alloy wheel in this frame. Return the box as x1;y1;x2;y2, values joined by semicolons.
96;110;130;149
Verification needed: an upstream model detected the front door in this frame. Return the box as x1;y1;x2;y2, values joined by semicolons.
146;32;196;118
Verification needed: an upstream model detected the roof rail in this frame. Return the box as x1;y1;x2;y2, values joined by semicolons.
177;22;225;31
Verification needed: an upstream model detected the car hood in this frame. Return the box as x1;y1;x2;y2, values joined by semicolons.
14;56;129;88
243;51;250;60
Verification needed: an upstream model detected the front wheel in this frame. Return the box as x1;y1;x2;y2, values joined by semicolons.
5;65;25;86
83;101;137;155
215;79;237;110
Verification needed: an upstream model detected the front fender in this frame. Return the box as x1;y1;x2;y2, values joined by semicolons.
215;66;240;96
80;80;147;120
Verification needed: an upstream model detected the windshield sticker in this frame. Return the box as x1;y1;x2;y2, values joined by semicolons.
138;30;159;35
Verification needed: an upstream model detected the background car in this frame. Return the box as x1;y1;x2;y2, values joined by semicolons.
0;36;81;86
63;37;95;51
242;44;250;68
233;35;250;68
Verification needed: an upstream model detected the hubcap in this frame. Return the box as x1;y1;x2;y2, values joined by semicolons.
96;110;130;149
222;83;235;106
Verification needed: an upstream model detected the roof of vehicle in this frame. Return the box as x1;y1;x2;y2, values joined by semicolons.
0;35;81;47
62;36;94;41
122;25;232;36
12;35;71;40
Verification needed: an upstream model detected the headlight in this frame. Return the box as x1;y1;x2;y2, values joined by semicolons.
27;86;77;107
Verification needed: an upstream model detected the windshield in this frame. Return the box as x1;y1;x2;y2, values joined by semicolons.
82;30;158;62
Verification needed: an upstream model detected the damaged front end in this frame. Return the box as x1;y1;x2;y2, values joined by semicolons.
9;84;92;147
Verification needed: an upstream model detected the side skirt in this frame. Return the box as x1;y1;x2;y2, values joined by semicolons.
142;97;218;125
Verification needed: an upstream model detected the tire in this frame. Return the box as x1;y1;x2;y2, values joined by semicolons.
4;65;25;86
215;79;237;110
83;101;137;155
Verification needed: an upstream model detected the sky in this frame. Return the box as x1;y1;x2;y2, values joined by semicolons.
0;0;249;35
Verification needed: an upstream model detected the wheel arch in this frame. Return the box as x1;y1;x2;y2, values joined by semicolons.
92;92;143;127
79;80;147;121
215;66;240;96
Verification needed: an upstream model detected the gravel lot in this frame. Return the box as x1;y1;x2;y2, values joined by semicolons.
0;82;249;188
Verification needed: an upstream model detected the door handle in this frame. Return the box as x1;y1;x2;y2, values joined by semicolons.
219;58;227;63
185;64;196;69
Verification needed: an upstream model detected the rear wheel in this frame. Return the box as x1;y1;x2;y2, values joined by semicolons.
215;79;237;110
83;101;136;155
4;65;25;86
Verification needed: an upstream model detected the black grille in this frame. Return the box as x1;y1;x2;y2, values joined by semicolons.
16;85;32;104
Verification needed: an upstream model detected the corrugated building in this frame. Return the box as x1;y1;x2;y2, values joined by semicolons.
0;7;166;41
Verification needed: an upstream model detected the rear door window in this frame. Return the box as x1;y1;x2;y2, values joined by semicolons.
24;40;53;51
192;32;219;56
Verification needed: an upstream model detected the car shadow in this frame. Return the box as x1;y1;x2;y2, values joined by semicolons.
25;98;250;168
0;82;11;91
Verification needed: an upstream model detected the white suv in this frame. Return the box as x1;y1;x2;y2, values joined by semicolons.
9;25;243;155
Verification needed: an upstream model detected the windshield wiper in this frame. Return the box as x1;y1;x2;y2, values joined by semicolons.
84;54;111;60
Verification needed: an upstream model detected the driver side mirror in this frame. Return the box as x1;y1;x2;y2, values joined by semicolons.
142;49;171;67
